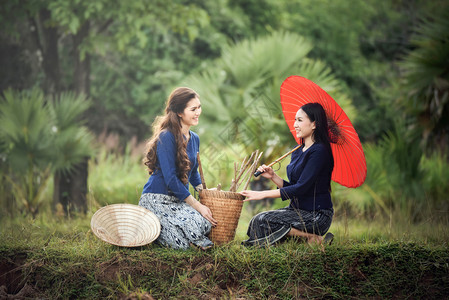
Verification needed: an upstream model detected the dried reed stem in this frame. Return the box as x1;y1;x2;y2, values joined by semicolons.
229;149;262;192
236;150;258;190
231;151;255;191
242;151;263;190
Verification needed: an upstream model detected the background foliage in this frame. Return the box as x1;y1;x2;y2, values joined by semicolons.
0;89;93;217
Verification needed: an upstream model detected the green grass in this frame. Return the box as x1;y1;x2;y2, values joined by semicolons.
1;147;449;298
1;212;448;299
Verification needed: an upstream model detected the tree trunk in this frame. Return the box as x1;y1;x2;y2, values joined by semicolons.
35;9;61;94
73;22;91;96
53;21;91;214
53;161;88;215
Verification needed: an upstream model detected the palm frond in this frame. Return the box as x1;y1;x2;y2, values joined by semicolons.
53;127;94;174
401;9;449;104
399;8;449;151
0;88;95;216
179;31;355;159
220;31;312;89
0;89;55;172
50;92;91;131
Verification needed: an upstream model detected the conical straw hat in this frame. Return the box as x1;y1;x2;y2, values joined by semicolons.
91;204;161;247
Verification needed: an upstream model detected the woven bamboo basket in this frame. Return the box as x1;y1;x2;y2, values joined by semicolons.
199;189;245;245
91;204;161;247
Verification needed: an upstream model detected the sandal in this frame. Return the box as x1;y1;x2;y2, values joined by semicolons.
190;242;213;251
323;232;334;245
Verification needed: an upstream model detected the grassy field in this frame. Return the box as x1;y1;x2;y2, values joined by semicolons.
1;203;448;299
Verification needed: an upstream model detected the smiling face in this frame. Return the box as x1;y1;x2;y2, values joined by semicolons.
178;97;201;129
294;108;316;141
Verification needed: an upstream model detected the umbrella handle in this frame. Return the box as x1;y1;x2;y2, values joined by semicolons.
253;145;302;178
254;170;263;177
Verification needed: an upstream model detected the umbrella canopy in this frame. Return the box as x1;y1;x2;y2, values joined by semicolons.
280;75;366;188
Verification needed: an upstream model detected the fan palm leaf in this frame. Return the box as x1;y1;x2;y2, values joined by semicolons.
50;92;91;130
49;92;94;173
0;89;94;216
181;31;355;163
400;8;449;151
0;89;54;172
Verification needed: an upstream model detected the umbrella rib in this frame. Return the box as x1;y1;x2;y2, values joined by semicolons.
291;82;317;104
341;133;365;153
333;104;345;121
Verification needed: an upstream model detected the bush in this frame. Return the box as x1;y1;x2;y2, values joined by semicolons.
334;121;449;222
0;89;93;217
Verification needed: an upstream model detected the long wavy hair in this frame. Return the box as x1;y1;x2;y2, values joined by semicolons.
143;87;199;184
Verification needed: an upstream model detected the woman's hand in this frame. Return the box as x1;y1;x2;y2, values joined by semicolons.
256;164;275;179
185;195;217;226
240;190;266;201
257;164;285;189
196;203;217;226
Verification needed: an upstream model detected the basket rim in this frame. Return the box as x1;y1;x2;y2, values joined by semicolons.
199;189;245;200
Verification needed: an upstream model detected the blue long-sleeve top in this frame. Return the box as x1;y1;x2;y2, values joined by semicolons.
279;143;334;211
142;130;202;201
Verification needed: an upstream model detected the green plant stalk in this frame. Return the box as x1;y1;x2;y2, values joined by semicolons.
362;183;391;218
27;165;34;214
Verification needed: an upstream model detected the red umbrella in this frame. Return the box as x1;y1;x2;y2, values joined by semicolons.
280;75;367;188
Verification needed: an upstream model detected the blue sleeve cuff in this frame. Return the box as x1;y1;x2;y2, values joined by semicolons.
280;187;292;201
190;172;202;187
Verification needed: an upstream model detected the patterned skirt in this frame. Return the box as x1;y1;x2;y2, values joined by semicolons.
243;207;333;247
139;193;213;250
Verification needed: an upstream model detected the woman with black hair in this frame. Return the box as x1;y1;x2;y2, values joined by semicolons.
139;87;217;250
240;103;334;247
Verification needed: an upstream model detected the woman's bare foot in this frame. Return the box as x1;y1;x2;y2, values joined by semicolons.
306;235;323;245
287;227;333;252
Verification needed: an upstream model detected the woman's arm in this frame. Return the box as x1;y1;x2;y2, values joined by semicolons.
189;133;202;188
271;173;284;188
240;189;281;201
157;131;191;201
184;195;217;226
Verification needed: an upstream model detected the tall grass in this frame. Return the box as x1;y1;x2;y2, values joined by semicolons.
87;146;148;208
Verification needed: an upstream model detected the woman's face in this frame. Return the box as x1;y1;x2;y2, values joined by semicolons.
178;97;202;128
294;108;315;140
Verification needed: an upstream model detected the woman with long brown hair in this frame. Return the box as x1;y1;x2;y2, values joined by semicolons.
139;87;216;250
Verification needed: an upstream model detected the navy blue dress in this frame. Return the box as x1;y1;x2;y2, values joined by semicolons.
244;143;334;247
